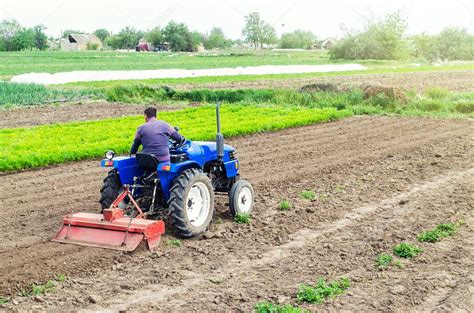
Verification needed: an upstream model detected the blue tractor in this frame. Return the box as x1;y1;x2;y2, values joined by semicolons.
97;103;254;238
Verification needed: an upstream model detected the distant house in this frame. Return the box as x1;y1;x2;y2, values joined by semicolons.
61;34;103;51
321;38;337;50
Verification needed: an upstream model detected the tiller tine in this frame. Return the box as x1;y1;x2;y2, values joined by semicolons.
52;186;165;252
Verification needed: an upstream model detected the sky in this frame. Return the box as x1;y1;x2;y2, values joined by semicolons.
0;0;472;39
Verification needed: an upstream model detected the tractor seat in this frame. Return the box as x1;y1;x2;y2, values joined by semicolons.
136;153;159;171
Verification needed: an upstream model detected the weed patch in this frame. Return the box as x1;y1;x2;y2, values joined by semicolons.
254;301;307;313
278;199;291;210
393;243;423;258
426;87;449;99
296;277;350;304
375;253;393;269
166;239;182;247
300;190;316;200
20;280;56;297
234;213;251;224
418;221;463;243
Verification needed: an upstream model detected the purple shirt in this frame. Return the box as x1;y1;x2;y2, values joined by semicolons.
134;118;183;162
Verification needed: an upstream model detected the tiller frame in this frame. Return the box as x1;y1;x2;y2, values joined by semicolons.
52;185;165;252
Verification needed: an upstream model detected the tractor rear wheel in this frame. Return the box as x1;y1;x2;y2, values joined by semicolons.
99;169;121;211
168;168;214;237
229;180;254;216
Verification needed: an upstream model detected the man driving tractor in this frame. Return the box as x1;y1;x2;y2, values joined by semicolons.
130;107;186;163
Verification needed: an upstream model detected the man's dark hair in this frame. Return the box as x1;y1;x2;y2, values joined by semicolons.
144;107;157;118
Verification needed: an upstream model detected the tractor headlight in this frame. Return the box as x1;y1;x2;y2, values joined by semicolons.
105;150;115;160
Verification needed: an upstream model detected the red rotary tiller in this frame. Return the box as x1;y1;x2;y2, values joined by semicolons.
52;186;165;252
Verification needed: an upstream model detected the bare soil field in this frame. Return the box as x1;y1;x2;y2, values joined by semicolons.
0;101;150;129
0;116;472;311
176;70;474;92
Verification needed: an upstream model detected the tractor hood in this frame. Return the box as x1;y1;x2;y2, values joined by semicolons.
176;141;235;164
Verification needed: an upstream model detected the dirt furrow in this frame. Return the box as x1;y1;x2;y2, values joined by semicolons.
176;70;474;92
0;116;472;312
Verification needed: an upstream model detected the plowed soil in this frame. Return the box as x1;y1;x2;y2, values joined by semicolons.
0;101;173;129
176;70;474;92
0;116;472;311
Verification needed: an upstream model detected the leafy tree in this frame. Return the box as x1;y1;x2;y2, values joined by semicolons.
280;30;316;49
409;33;437;60
435;27;474;60
330;12;409;60
93;28;110;42
188;31;204;51
104;35;122;49
262;23;278;46
12;27;35;50
33;25;48;50
145;26;163;46
203;27;232;50
242;12;276;48
0;19;22;51
163;21;200;52
117;26;142;49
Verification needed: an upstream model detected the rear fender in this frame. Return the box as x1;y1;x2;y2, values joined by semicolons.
100;156;143;185
158;160;202;202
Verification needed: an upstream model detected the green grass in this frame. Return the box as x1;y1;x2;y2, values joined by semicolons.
98;85;474;118
234;212;251;224
278;199;291;210
0;297;8;304
166;239;182;247
296;277;350;304
55;274;66;282
0;105;350;172
0;82;93;107
300;190;316;200
0;50;331;80
418;221;464;243
254;301;307;313
375;253;393;269
393;243;423;258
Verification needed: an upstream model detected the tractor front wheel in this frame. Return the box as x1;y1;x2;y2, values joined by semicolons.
169;168;214;237
229;180;254;216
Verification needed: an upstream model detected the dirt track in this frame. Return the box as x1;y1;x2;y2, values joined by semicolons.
0;116;473;311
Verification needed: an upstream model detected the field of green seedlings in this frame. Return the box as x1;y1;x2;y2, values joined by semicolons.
0;105;350;171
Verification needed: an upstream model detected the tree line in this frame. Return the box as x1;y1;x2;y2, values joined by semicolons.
0;12;315;52
1;11;472;61
330;12;474;61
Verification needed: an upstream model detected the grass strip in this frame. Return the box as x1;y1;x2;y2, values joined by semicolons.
0;82;94;107
0;105;351;172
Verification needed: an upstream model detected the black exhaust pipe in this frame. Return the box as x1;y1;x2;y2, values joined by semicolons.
216;101;224;161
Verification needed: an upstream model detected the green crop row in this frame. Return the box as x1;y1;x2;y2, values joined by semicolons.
0;105;351;172
0;82;94;107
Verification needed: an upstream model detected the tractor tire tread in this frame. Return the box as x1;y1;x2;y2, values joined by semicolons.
99;169;121;211
168;168;214;237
